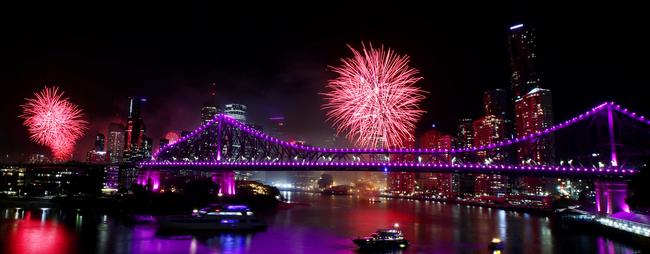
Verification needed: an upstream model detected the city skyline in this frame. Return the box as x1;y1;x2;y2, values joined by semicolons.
1;4;648;160
1;5;649;253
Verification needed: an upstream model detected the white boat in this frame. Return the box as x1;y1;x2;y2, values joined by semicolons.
159;204;266;231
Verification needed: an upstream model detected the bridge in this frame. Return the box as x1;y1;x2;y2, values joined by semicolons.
142;102;648;176
140;102;650;213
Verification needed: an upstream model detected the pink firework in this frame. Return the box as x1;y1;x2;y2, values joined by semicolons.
322;43;427;148
164;131;180;143
20;86;88;161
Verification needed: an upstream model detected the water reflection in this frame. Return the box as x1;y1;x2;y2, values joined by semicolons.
2;209;75;254
0;193;644;253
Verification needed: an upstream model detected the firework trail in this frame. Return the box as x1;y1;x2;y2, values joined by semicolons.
20;86;88;161
322;43;427;148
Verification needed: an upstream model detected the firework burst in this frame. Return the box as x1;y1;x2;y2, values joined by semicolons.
322;43;427;148
20;86;88;161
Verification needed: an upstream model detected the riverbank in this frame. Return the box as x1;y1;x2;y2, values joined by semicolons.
380;194;553;215
0;193;281;215
555;209;650;250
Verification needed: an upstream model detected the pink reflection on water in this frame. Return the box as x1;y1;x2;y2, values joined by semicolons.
4;211;75;254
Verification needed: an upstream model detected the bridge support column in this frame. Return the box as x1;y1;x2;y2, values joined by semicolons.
607;105;619;167
594;180;630;214
212;171;236;196
137;170;160;192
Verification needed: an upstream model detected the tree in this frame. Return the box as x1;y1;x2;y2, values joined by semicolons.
318;174;334;189
627;159;650;209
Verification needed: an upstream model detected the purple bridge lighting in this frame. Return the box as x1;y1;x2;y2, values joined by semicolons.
141;102;649;178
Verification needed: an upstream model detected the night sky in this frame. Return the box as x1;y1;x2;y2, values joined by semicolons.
1;3;648;160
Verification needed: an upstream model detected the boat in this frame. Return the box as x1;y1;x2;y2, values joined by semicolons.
369;198;382;203
353;224;409;250
488;238;505;251
158;204;266;231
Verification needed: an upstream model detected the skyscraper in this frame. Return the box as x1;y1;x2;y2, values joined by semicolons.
418;129;456;196
94;133;105;152
387;172;415;194
201;82;221;124
268;116;286;140
472;115;508;197
456;118;476;196
387;139;415;194
472;115;507;162
107;123;125;163
224;104;247;123
123;97;147;163
509;24;555;165
515;88;554;164
142;136;153;159
509;24;554;195
508;23;540;101
87;133;107;163
456;118;474;158
474;174;507;196
483;88;508;117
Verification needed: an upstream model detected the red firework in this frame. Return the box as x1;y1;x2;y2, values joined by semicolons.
20;86;88;161
322;43;427;148
164;131;180;143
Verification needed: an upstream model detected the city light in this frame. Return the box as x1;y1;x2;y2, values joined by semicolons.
510;24;524;30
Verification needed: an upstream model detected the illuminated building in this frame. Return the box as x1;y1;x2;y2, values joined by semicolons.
387;140;415;194
103;166;120;191
268;116;286;140
418;130;456;196
515;88;554;164
107;123;125;163
387;172;415;194
87;133;108;163
514;88;554;196
473;115;507;162
1;165;104;196
0;166;25;195
94;133;105;152
86;151;107;163
508;23;541;101
142;136;153;158
474;174;507;196
471;92;511;196
201;82;221;124
123;97;147;163
224;103;247;123
28;154;48;164
483;88;508;117
456;118;474;149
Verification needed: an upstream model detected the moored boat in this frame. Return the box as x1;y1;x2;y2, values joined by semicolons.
159;204;266;231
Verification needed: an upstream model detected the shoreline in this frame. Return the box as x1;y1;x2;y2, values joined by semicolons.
378;194;552;216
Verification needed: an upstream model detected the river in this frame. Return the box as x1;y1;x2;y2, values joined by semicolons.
0;192;640;253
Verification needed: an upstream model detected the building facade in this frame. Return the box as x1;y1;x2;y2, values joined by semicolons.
515;88;554;164
123;97;147;163
508;23;541;101
107;123;125;163
224;104;247;123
